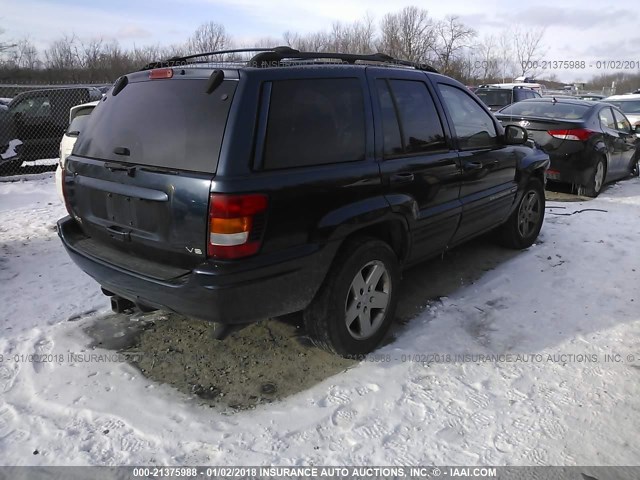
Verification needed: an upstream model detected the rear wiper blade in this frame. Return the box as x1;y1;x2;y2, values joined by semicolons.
139;165;181;175
104;161;136;176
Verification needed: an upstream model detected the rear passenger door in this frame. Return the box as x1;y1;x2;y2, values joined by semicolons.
248;72;383;256
367;68;462;263
434;81;518;244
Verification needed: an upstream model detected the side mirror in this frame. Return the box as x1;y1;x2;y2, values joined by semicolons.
634;124;640;134
504;125;528;145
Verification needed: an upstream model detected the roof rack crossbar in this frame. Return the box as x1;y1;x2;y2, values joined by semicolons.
139;46;439;73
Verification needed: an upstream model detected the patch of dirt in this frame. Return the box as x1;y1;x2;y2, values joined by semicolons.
87;313;355;411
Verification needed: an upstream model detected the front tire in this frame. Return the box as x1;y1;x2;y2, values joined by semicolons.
498;177;545;249
630;153;639;177
303;237;400;357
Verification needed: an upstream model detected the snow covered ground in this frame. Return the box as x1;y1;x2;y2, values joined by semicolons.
0;174;639;466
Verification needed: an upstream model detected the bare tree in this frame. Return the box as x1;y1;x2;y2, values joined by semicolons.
377;6;436;63
186;22;231;55
432;15;476;75
512;25;547;76
0;28;17;56
329;15;376;53
474;34;500;82
497;28;517;82
45;34;81;70
284;30;331;52
4;37;40;69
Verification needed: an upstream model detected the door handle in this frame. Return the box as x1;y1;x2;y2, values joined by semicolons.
106;225;131;242
390;172;415;184
462;161;483;171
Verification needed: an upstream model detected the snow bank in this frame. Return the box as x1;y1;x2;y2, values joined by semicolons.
0;175;638;466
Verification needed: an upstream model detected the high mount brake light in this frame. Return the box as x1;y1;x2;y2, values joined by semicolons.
149;68;174;79
207;194;268;259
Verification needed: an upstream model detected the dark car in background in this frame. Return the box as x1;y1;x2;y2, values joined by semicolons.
475;86;541;111
0;86;102;173
496;98;640;196
58;47;549;356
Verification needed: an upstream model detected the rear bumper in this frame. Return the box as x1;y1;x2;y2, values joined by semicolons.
58;217;336;324
546;150;600;186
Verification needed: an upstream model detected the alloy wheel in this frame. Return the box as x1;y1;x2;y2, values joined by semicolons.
517;190;542;239
594;161;605;193
344;260;391;340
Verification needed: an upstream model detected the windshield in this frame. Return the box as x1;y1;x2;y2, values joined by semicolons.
606;100;640;115
475;90;513;107
498;101;590;120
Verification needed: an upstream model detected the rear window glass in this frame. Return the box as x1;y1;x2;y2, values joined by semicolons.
74;79;236;173
263;78;366;170
499;101;590;120
606;100;640;115
475;90;513;107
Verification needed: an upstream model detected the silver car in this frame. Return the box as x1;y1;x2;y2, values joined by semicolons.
603;94;640;136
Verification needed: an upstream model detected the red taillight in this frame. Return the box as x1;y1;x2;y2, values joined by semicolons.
149;68;173;79
207;194;268;259
547;128;596;141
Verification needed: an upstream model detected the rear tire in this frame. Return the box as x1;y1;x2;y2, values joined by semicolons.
498;177;545;249
303;237;400;357
583;157;606;197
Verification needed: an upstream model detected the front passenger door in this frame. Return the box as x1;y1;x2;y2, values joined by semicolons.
435;82;518;244
369;70;462;264
612;108;637;173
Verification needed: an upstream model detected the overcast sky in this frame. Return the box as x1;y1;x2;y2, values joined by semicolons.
1;0;638;82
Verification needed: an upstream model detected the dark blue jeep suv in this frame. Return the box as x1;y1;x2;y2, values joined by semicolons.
58;47;549;356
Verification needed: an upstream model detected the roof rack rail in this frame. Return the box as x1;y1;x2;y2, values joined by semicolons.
140;46;439;73
139;46;297;70
247;49;439;73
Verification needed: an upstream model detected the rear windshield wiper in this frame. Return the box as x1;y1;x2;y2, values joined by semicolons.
104;161;136;176
139;165;181;175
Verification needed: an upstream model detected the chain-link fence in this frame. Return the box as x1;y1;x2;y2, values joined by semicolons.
0;82;111;177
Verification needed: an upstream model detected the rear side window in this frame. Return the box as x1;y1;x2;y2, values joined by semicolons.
74;79;236;173
263;78;366;170
376;79;447;157
475;89;512;108
12;96;50;117
438;84;498;150
607;100;640;115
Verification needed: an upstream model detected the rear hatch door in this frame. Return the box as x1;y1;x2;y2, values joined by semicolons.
65;70;237;273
